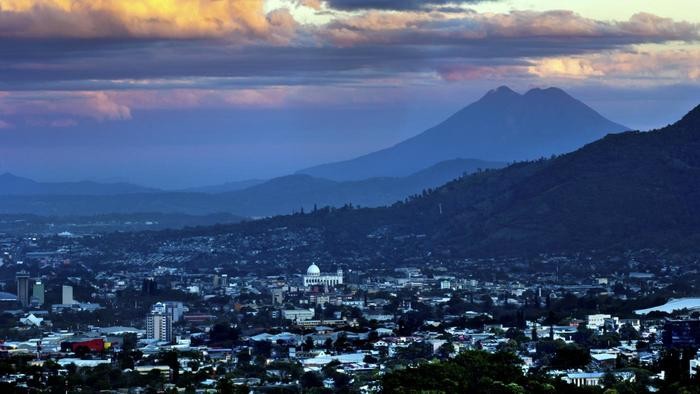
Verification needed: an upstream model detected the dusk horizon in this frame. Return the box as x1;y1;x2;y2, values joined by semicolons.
0;1;699;188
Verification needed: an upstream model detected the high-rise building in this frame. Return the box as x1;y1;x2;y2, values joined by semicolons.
142;277;157;295
62;285;74;305
151;301;185;322
146;312;173;342
32;281;45;306
16;271;30;307
220;274;229;288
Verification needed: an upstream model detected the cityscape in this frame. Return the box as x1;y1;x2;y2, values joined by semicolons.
1;0;700;393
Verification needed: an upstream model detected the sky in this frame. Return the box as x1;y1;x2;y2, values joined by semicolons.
0;0;699;188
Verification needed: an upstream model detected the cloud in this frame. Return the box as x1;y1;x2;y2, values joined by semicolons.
0;5;697;123
528;48;700;82
438;64;527;81
0;119;12;129
0;91;131;122
0;0;290;41
50;119;78;128
297;0;323;10
324;0;484;10
87;92;132;120
321;10;700;46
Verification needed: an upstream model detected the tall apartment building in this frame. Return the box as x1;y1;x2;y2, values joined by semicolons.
16;271;30;307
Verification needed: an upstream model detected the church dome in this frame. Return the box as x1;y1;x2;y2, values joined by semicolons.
306;263;321;276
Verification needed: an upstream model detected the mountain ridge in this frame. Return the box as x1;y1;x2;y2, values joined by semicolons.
212;103;700;257
0;172;157;196
298;86;628;181
0;158;504;217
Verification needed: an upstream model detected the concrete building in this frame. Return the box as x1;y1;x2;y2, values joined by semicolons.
152;301;185;322
62;285;74;305
303;263;343;287
586;314;612;329
16;271;30;307
282;308;315;322
146;312;173;342
32;281;45;306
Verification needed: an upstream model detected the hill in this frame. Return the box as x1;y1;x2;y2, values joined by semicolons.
0;158;502;217
0;173;157;196
299;86;628;181
211;103;700;256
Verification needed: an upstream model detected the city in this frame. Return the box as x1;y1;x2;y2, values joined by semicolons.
1;225;700;392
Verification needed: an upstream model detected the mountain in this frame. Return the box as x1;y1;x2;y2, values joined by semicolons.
214;103;700;256
0;173;157;195
212;158;504;216
180;179;266;193
0;158;503;217
299;86;628;181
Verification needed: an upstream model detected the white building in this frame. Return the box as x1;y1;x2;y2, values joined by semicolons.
586;314;614;329
303;263;343;287
146;312;173;342
282;308;315;322
152;301;185;322
62;285;75;305
690;350;700;377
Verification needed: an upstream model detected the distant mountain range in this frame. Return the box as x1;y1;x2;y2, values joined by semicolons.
179;179;266;194
240;103;700;256
0;86;632;224
0;158;503;217
0;173;157;195
299;86;628;181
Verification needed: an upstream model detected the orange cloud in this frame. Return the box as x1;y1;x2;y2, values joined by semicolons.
0;0;292;40
528;48;700;81
0;91;131;121
321;10;698;46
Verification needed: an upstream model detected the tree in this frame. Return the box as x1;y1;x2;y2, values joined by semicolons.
300;371;323;390
619;323;640;341
551;343;590;370
382;351;526;392
209;322;240;347
160;351;179;382
437;342;454;359
303;336;314;351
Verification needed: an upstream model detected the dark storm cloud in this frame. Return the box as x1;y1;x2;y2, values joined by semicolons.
0;10;695;92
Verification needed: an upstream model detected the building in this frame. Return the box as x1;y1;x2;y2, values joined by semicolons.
303;263;343;287
147;311;173;342
586;314;612;329
152;301;185;322
61;338;106;353
563;372;634;387
16;271;30;307
282;308;315;322
271;288;285;305
62;285;74;305
690;350;700;377
31;281;45;306
663;320;700;348
142;277;157;295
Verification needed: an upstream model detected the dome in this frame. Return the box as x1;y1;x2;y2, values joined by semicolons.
306;263;321;276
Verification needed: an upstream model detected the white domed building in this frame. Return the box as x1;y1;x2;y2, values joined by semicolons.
303;263;343;287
